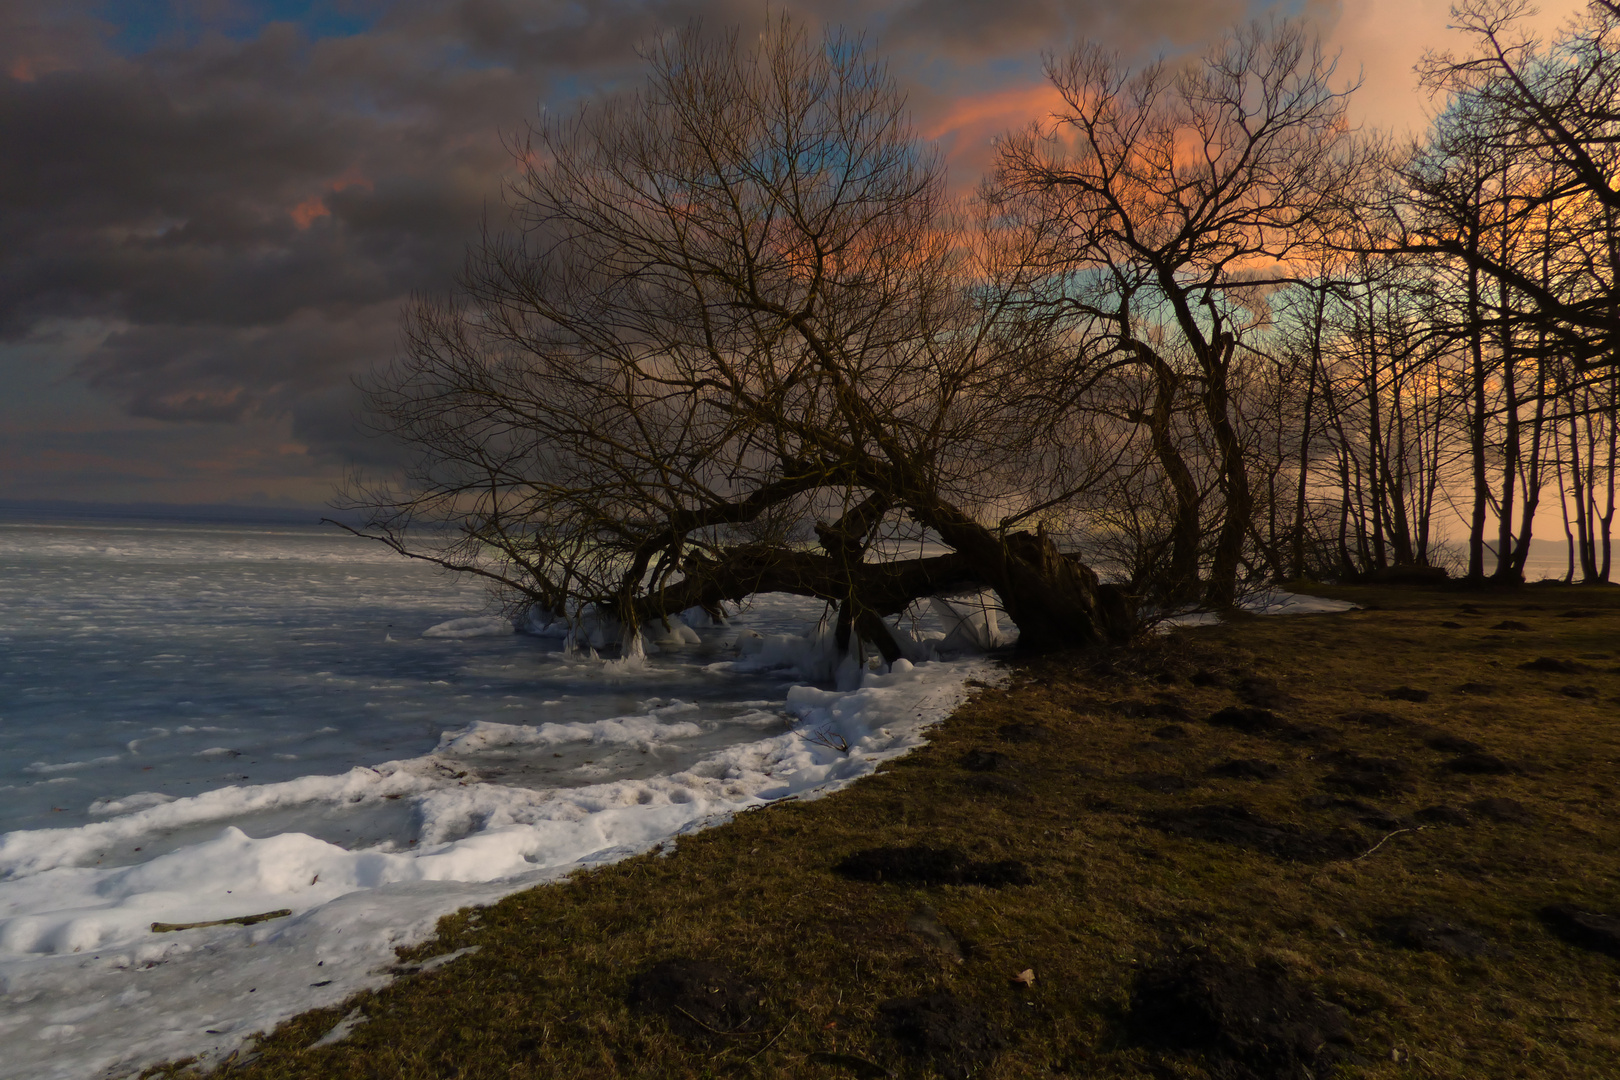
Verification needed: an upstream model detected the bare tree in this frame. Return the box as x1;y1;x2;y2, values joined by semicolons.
338;20;1132;657
995;19;1366;605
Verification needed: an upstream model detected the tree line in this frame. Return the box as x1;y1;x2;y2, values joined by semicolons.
338;1;1620;656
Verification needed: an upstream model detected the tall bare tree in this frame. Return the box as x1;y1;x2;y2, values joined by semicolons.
995;19;1365;605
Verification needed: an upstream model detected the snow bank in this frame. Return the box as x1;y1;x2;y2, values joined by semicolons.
432;704;706;754
1243;589;1357;616
0;653;997;1080
1159;587;1357;628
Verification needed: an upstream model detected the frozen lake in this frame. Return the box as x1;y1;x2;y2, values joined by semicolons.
0;511;992;1079
0;516;841;840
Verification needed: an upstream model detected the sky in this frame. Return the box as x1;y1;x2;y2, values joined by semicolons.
0;0;1590;509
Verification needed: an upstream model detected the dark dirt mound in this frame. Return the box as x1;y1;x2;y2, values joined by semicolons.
957;774;1029;800
1145;804;1363;863
1320;752;1412;797
1299;795;1401;829
1457;604;1484;615
1442;752;1513;775
878;993;1000;1080
806;1052;891;1078
1152;724;1190;740
959;748;1008;772
1206;706;1281;734
1439;621;1464;629
1127;949;1350;1080
996;722;1051;744
1413;805;1471;827
1379;914;1492;957
1208;759;1282;781
1425;733;1484;754
1520;657;1586;674
1116;700;1193;722
626;958;767;1039
1559;684;1599;699
1539;904;1620;958
1490;620;1531;631
1383;686;1432;703
1467;796;1533;824
1235;676;1296;709
833;846;1031;887
1272;722;1330;744
1190;669;1225;687
1131;772;1192;793
1455;682;1497;695
1559;609;1600;619
1336;710;1408;729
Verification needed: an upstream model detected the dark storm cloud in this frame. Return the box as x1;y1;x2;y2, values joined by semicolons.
0;0;1294;496
880;0;1268;60
0;2;549;467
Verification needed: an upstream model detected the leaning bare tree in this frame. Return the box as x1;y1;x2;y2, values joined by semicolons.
338;20;1133;657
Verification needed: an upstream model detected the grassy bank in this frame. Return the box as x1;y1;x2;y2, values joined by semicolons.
148;584;1620;1079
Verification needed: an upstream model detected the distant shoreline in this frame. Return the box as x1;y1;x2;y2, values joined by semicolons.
0;498;362;528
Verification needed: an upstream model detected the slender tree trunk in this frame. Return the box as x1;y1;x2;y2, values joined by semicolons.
1137;347;1203;604
1601;370;1618;581
1291;287;1325;578
1204;344;1252;606
1466;258;1490;581
1494;280;1520;580
1556;432;1576;583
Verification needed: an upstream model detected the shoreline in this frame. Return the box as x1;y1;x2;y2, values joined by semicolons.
151;581;1620;1080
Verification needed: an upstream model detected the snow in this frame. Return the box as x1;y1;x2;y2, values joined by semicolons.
1243;588;1358;616
1159;587;1358;628
0;652;994;1080
420;616;514;639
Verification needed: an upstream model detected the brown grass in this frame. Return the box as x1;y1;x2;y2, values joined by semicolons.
148;583;1620;1079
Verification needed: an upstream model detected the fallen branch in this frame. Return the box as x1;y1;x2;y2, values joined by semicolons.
151;909;292;933
673;1006;754;1038
741;1011;800;1064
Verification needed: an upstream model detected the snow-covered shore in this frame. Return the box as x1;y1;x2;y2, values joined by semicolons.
0;640;997;1080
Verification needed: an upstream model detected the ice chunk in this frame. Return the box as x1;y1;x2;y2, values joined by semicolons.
421;616;514;639
87;792;176;817
930;593;1006;652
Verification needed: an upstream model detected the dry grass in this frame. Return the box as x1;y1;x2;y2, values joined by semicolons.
149;583;1620;1079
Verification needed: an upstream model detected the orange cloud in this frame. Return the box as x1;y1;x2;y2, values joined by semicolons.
290;197;331;229
1323;0;1586;137
9;55;71;82
328;164;374;193
921;82;1069;142
922;82;1071;191
289;166;373;227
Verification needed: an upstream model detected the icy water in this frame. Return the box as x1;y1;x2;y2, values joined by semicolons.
0;511;990;1080
0;516;820;841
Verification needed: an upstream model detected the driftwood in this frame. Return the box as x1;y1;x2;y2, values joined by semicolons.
150;908;292;933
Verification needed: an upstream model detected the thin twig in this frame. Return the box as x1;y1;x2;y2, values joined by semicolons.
1354;825;1425;862
673;1006;752;1038
741;1011;799;1064
973;935;1038;949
